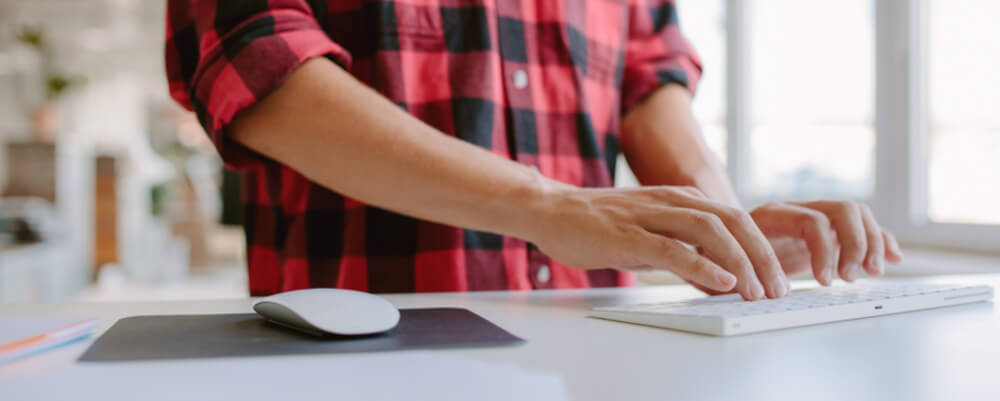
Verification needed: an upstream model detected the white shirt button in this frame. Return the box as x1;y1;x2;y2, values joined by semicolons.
513;69;528;89
536;264;551;283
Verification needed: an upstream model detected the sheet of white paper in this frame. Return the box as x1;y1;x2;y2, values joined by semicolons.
0;351;569;401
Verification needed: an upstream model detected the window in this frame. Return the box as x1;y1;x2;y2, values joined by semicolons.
926;0;1000;225
747;0;875;201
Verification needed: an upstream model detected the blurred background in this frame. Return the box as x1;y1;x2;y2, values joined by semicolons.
0;0;246;303
0;0;996;303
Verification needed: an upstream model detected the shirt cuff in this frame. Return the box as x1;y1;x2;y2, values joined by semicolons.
191;10;352;170
620;54;702;113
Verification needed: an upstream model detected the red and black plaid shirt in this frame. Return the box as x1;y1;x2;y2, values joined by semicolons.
165;0;701;295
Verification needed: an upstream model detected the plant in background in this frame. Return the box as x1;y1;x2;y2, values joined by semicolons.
15;25;43;48
15;25;85;141
15;25;84;101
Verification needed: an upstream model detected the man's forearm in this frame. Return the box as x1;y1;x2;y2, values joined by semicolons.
231;57;553;240
620;84;741;208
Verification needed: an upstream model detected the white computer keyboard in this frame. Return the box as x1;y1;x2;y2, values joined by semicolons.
589;282;994;336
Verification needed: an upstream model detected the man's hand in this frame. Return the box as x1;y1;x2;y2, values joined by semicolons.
752;201;904;285
526;185;788;301
685;201;905;297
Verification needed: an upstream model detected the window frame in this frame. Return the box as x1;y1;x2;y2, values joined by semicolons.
724;0;1000;253
874;0;1000;252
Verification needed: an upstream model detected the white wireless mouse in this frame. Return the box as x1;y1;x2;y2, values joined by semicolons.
252;288;400;336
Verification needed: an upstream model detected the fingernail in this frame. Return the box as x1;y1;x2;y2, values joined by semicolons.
715;270;737;288
844;263;859;282
874;258;884;275
751;282;765;300
822;268;833;285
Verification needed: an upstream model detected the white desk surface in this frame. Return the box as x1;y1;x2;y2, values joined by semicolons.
2;274;998;401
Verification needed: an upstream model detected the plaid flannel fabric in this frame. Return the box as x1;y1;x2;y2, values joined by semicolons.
165;0;702;295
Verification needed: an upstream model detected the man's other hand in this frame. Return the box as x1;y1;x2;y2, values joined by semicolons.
751;201;904;285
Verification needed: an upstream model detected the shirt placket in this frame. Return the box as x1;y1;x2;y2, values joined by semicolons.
494;0;552;289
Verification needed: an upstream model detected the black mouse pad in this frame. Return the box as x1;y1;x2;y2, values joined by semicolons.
78;308;523;362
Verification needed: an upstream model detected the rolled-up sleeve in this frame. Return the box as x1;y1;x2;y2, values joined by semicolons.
165;0;352;169
621;0;703;113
